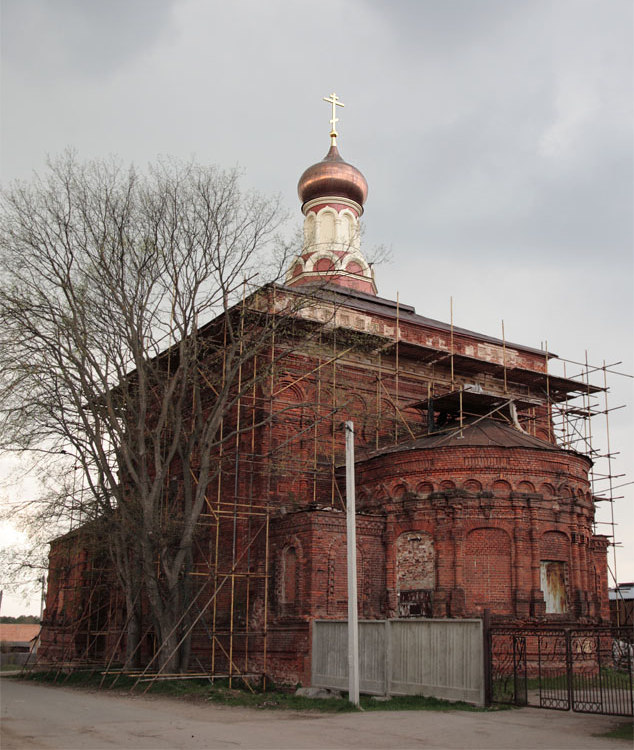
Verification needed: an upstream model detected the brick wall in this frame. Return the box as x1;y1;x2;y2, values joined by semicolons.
39;292;609;684
355;443;608;624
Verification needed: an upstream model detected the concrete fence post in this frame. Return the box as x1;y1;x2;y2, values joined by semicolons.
483;609;492;706
384;619;392;696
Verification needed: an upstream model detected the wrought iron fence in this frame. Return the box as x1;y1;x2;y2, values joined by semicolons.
488;625;633;717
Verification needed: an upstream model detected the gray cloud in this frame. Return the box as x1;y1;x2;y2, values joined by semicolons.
1;0;632;578
1;0;176;81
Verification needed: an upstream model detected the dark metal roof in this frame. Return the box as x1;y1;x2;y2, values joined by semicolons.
420;389;541;413
358;417;590;461
505;368;603;400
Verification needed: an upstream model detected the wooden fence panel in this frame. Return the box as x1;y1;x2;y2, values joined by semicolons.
312;618;484;705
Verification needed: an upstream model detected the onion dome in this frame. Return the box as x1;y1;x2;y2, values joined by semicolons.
297;144;368;210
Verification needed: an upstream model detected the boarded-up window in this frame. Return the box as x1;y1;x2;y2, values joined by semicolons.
396;532;434;590
540;561;568;613
398;589;432;618
396;532;434;618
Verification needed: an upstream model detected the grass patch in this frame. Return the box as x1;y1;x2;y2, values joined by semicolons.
359;694;504;712
18;669;503;713
1;663;27;672
493;667;632;695
597;722;633;742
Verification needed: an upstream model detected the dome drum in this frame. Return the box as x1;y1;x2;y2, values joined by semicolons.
302;196;363;217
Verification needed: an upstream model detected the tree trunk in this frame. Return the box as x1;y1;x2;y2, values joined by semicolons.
124;606;141;670
155;612;188;674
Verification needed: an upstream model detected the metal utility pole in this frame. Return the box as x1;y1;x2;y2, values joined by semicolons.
39;576;46;620
345;421;360;707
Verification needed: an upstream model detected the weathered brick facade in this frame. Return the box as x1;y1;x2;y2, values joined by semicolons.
39;136;610;686
39;283;611;686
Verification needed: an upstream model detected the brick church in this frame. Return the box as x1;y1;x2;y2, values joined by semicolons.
39;103;610;685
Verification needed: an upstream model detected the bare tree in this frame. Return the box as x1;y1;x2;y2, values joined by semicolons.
0;153;297;671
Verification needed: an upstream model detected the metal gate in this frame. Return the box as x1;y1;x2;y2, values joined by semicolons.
488;626;633;716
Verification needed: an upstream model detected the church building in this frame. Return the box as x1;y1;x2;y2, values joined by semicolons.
39;96;610;686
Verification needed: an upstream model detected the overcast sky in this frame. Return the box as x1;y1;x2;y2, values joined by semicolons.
1;0;632;614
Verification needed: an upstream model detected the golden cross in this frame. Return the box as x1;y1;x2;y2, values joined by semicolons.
323;92;345;142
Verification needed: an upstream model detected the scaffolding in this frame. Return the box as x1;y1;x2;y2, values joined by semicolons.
548;354;633;609
31;286;632;682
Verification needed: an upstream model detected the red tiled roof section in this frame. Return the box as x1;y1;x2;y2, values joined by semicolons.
0;624;41;643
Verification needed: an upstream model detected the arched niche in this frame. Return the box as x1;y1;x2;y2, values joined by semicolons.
391;483;407;500
463;479;482;494
464;527;512;615
303;213;316;245
327;539;366;616
492;479;512;496
415;481;434;496
276;539;304;616
316;208;336;244
314;256;335;272
346;260;364;274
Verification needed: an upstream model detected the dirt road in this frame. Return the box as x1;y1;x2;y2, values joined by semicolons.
0;677;628;750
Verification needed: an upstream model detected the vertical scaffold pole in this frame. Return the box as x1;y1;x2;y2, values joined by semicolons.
450;296;455;390
345;421;360;707
545;341;552;442
602;361;619;598
395;292;400;444
502;319;507;395
331;334;337;506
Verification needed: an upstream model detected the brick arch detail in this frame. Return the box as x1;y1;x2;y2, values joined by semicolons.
375;398;395;441
517;481;535;493
373;483;389;501
346;260;364;274
337;390;367;412
275;536;305;616
415;481;434;496
492;479;512;496
540;530;570;561
390;481;409;499
463;479;482;493
338;391;370;444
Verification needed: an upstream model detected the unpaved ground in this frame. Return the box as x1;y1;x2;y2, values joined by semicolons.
0;676;629;750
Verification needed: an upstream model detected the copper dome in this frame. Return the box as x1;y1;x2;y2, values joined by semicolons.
297;144;368;208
